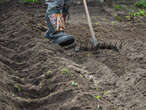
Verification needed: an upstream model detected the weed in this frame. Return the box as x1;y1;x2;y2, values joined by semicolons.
95;95;101;100
15;85;21;92
61;68;71;75
45;70;53;77
88;52;91;57
104;90;110;96
117;106;121;110
115;15;123;21
125;15;131;21
96;105;102;110
138;9;145;16
111;21;118;25
135;0;146;8
113;4;121;10
125;9;146;21
95;22;100;25
71;81;79;87
80;74;83;78
131;10;137;17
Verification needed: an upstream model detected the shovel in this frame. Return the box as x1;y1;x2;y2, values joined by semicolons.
83;0;97;47
67;0;120;51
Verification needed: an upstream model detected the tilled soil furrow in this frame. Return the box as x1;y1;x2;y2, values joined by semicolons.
0;39;19;50
0;46;16;58
0;55;29;71
10;89;74;109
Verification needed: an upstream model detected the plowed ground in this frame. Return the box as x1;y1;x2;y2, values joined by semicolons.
0;2;146;110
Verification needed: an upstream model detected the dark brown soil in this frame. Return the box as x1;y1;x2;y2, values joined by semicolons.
0;2;146;110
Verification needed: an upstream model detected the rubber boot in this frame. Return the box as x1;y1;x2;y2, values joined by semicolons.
45;8;74;47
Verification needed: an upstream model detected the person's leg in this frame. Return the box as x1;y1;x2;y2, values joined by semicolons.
45;0;74;46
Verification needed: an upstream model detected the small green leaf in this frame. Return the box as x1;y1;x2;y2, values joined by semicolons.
113;4;121;10
80;74;83;78
95;95;101;100
15;85;21;92
117;106;121;110
45;70;53;77
72;81;78;87
88;52;91;57
61;68;70;75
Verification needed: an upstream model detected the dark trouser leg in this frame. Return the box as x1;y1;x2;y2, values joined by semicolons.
45;0;74;46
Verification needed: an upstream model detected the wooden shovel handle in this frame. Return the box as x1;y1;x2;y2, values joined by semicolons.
83;0;97;46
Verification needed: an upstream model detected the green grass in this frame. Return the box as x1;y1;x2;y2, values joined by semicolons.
113;4;129;11
135;0;146;8
113;4;121;10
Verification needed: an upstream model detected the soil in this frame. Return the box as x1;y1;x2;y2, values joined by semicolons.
0;1;146;110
